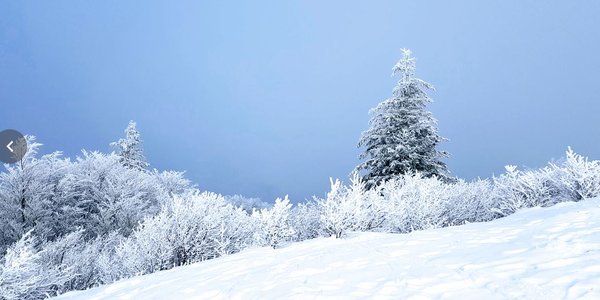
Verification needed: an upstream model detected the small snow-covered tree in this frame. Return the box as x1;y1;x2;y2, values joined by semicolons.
111;121;149;171
356;49;449;187
253;196;295;248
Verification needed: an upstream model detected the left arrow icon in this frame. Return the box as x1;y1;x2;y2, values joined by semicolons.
0;129;27;164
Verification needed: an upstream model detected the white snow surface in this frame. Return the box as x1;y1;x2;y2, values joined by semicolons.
55;198;600;299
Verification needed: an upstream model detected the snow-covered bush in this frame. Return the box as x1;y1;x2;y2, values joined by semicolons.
115;191;257;277
443;178;495;225
378;174;449;233
489;148;600;217
0;229;124;299
0;231;68;300
317;174;385;238
91;233;126;286
38;230;124;293
253;196;295;248
554;147;600;200
316;148;600;235
290;201;322;241
491;165;552;216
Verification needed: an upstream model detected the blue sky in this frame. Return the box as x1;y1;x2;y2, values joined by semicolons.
1;1;599;202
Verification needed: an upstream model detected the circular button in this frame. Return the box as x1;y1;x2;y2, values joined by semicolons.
0;129;28;164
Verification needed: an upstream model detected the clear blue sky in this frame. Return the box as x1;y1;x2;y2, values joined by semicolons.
1;1;599;202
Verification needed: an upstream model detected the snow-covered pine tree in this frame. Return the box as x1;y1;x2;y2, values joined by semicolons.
356;49;449;188
111;121;149;170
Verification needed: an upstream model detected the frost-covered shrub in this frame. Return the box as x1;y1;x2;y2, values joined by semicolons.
316;179;347;238
0;230;124;299
317;174;385;238
316;173;494;236
554;147;600;200
315;147;600;236
39;230;124;293
377;175;496;231
491;165;551;216
253;196;295;248
290;201;322;241
0;231;68;300
91;233;126;286
378;175;449;233
115;191;257;277
443;179;495;225
489;148;600;217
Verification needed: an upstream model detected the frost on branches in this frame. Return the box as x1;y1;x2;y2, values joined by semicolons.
356;49;449;188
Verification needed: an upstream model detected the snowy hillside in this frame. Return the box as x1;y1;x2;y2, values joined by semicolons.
55;198;600;300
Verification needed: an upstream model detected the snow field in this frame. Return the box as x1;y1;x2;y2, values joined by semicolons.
55;198;600;299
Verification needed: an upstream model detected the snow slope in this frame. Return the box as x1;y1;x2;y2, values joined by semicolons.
55;198;600;299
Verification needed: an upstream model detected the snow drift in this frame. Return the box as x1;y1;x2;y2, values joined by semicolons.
55;197;600;299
